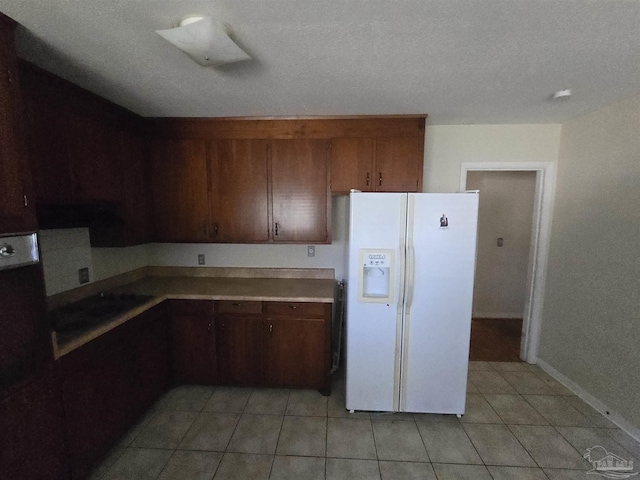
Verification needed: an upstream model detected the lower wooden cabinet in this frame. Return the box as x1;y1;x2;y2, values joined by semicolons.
0;366;69;480
171;300;332;393
216;314;264;387
171;300;217;384
60;304;171;479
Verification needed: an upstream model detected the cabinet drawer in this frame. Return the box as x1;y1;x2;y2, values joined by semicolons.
170;300;215;316
266;302;326;317
217;300;263;315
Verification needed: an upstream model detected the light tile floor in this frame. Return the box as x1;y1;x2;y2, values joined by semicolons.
91;362;640;479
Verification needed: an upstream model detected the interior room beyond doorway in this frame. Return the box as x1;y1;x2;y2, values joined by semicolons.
466;170;537;362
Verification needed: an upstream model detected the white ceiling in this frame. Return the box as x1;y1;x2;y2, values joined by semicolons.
1;0;639;124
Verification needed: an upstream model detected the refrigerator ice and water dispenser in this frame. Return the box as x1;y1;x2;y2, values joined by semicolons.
358;249;394;303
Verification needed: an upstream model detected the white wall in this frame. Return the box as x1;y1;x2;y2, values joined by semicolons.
424;124;561;192
39;228;94;296
538;93;640;431
467;171;536;318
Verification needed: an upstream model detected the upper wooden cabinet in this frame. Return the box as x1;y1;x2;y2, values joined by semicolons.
373;136;424;192
19;62;151;246
331;134;424;194
271;139;330;243
209;139;270;243
147;116;425;244
149;135;331;244
0;14;36;234
329;116;425;194
150;138;210;242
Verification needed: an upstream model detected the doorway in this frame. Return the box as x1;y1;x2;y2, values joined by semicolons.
466;171;536;361
460;162;556;364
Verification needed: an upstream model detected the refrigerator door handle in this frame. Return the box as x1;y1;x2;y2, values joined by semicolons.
405;243;416;313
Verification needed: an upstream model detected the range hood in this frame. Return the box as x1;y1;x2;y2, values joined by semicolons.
36;203;125;230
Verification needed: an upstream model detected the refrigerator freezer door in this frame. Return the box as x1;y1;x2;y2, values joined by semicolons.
400;193;479;414
346;193;407;412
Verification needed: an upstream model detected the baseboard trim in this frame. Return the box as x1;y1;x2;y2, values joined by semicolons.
472;312;523;319
536;358;640;443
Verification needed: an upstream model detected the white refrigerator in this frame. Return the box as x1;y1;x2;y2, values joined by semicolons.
345;191;479;415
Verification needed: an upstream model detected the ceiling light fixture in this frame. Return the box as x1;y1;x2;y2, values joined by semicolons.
156;15;250;67
552;89;572;100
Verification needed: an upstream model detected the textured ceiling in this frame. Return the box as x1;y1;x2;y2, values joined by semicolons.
1;0;639;124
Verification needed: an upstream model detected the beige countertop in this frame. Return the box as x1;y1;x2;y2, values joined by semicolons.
51;268;336;359
112;276;336;303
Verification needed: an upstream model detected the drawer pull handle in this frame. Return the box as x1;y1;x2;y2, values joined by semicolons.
288;305;299;309
232;303;242;306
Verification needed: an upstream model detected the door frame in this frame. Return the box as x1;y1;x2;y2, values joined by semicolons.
459;162;556;363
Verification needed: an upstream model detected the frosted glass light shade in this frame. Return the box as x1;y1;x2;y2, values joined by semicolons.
156;16;250;67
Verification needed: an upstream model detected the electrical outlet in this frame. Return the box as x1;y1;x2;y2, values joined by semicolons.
198;254;206;265
78;267;90;284
307;245;315;257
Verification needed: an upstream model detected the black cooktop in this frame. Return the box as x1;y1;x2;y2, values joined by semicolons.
49;293;154;334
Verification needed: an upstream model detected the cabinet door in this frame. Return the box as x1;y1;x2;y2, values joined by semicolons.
0;264;50;388
66;110;123;203
150;138;210;242
271;139;330;243
63;344;133;479
135;311;172;408
264;316;326;389
0;369;68;480
121;130;152;245
0;20;36;233
330;138;375;194
172;315;217;384
216;315;263;387
210;139;270;242
374;137;424;192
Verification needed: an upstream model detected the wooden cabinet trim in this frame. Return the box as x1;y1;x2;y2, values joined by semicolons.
147;116;426;140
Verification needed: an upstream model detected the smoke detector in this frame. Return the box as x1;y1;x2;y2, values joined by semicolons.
552;89;572;100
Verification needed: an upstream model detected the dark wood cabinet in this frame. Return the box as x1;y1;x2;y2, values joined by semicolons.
331;135;424;194
150;138;210;242
65;110;123;203
330;138;376;193
0;366;69;480
60;304;170;479
0;14;37;234
0;264;51;389
271;140;331;243
171;300;217;384
19;62;151;246
264;302;329;392
215;301;264;386
209;139;270;243
170;299;331;392
374;136;424;192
